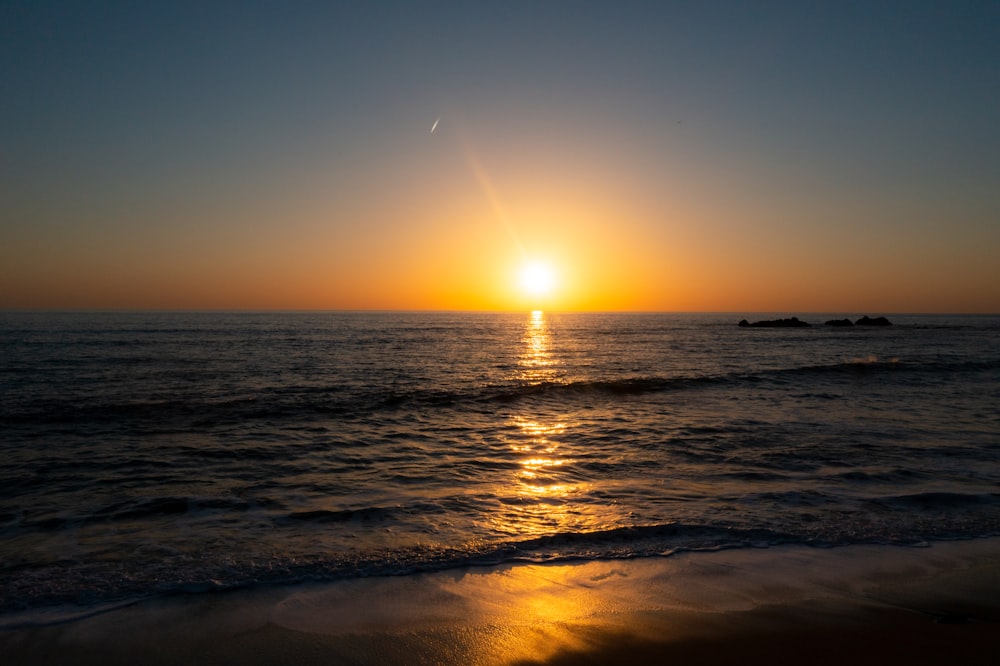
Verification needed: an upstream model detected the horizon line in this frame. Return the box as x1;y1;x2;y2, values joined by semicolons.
3;308;998;316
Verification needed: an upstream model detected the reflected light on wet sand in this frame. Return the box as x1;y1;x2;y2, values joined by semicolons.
270;560;642;665
37;542;1000;666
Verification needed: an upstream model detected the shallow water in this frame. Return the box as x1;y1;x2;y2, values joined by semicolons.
2;311;999;616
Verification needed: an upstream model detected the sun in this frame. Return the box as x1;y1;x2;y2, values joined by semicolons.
519;261;556;297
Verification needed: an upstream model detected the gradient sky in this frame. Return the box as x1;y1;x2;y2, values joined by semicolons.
2;1;998;312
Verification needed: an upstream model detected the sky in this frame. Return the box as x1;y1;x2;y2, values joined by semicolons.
1;1;998;312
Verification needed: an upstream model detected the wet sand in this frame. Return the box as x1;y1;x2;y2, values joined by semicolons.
3;538;999;665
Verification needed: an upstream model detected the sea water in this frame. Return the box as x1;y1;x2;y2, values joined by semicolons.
2;311;998;619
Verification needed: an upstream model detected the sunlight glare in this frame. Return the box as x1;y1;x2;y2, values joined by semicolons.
519;262;556;297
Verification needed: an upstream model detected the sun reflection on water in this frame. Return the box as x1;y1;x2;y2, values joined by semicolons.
517;310;558;384
488;311;623;540
509;416;576;486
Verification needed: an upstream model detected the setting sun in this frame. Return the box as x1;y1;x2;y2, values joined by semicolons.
519;262;556;297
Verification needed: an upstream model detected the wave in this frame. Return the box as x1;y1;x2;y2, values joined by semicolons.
496;523;799;558
0;521;794;623
278;506;396;524
483;376;722;403
480;357;997;404
9;517;996;625
868;491;1000;510
14;496;285;531
4;356;996;433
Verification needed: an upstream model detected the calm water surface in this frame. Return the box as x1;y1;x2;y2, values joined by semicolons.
2;311;999;620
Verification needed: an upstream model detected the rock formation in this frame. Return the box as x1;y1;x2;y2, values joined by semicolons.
739;315;892;328
738;317;811;328
855;316;892;326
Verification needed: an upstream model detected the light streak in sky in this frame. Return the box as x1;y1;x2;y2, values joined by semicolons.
459;137;525;260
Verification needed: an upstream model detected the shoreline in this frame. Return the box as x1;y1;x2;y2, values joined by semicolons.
3;538;999;665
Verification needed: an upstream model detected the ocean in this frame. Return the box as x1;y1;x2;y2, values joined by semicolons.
2;311;999;623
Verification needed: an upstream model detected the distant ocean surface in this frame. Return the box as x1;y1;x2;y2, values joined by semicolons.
2;311;999;622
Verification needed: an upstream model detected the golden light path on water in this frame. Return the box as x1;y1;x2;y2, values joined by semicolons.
489;310;624;540
270;312;641;664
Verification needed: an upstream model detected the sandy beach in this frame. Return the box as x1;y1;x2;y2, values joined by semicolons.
3;538;999;665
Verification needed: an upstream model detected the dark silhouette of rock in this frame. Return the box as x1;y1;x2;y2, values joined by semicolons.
739;317;811;328
855;316;892;326
825;318;854;327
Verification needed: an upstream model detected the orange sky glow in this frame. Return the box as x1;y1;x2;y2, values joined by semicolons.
1;4;997;313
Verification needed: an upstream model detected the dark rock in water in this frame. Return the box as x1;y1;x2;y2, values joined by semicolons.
738;319;750;327
825;318;854;327
739;317;811;328
855;315;892;326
